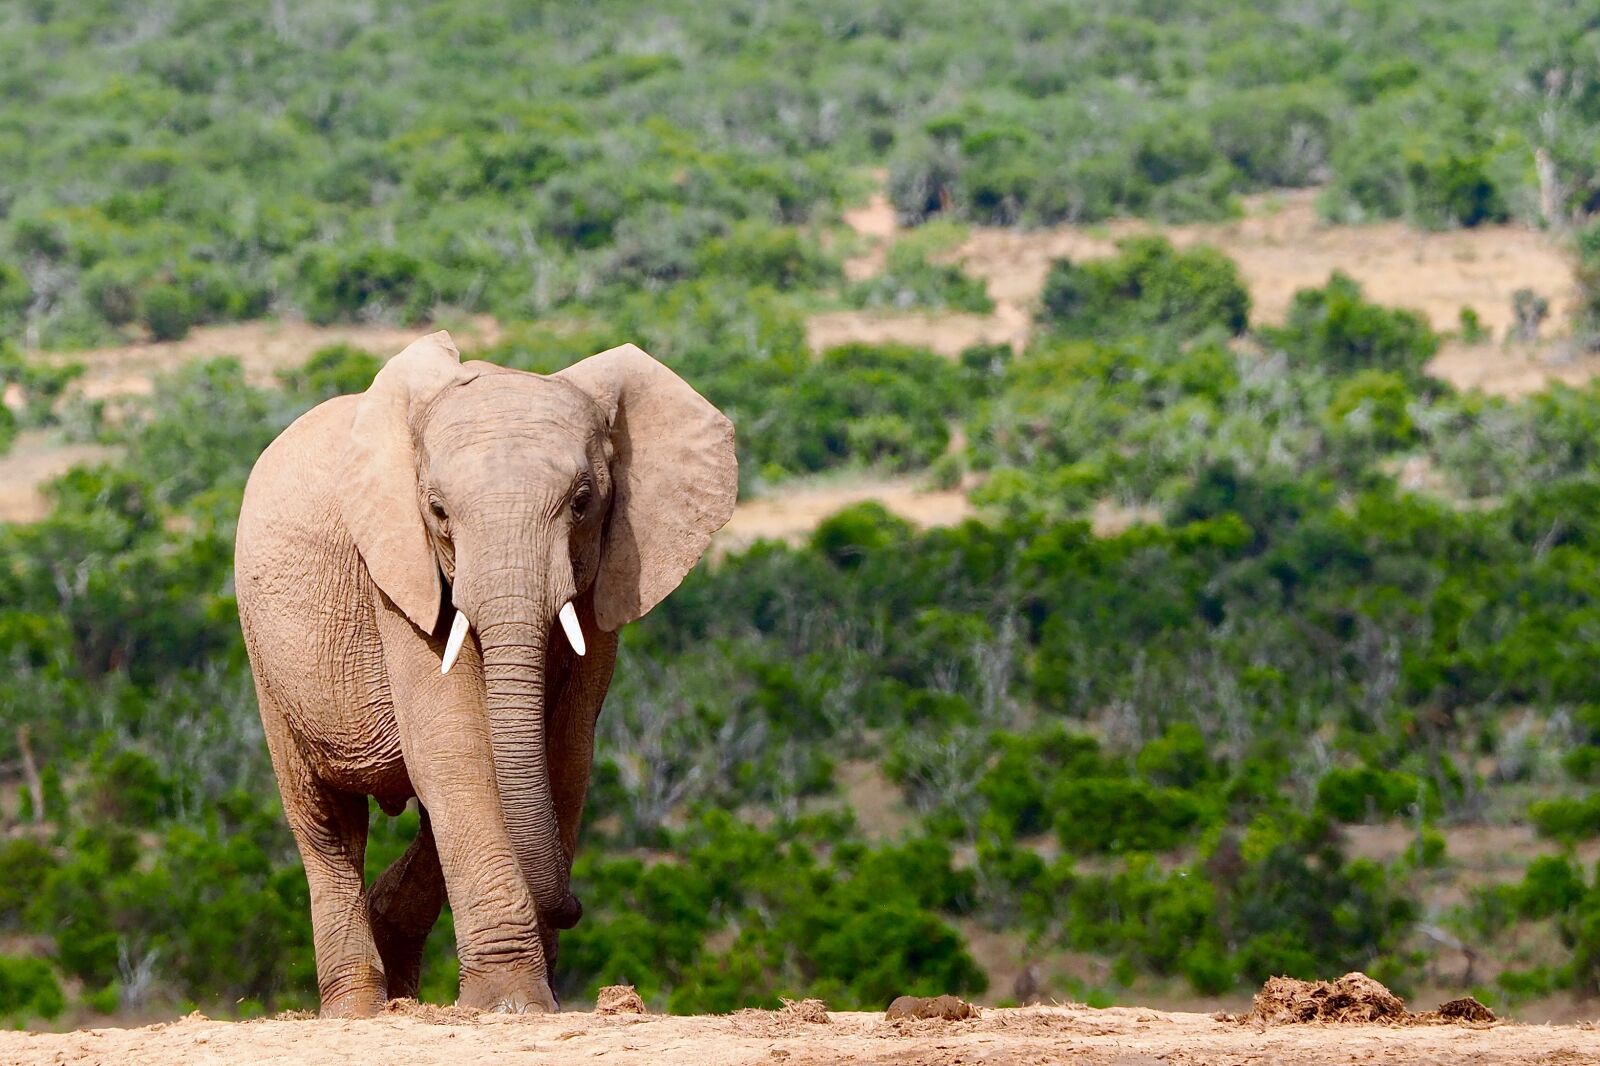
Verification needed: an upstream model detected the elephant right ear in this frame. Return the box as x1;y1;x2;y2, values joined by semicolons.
341;331;477;633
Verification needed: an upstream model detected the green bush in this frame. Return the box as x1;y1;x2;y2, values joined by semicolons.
1263;272;1438;379
1529;795;1600;842
140;284;197;342
277;344;383;403
298;245;435;326
1324;370;1418;453
1315;766;1427;822
0;839;57;928
848;243;992;313
1051;776;1208;854
810;502;912;570
0;955;63;1022
1038;236;1249;340
756;343;965;476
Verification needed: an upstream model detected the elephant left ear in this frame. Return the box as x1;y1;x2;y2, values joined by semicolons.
342;331;479;633
556;344;737;631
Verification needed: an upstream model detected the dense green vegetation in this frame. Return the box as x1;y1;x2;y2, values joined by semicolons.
4;0;1600;1028
4;1;1600;348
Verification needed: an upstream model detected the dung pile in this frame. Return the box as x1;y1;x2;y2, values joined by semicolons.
885;995;978;1021
1416;996;1498;1026
1248;973;1496;1027
594;985;648;1015
778;998;831;1023
1251;973;1408;1025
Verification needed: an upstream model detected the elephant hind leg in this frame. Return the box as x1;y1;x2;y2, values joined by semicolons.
369;807;446;1001
267;723;386;1018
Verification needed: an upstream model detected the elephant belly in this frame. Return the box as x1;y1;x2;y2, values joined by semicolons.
245;576;412;803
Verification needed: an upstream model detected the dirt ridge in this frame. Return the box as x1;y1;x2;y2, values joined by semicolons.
1;1003;1592;1066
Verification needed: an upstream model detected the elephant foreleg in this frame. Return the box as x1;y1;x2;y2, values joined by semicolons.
368;808;446;1001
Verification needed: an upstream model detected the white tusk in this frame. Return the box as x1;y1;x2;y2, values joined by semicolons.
441;610;471;674
559;601;586;657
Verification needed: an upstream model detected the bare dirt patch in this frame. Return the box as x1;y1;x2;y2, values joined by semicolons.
36;316;503;403
1;1002;1590;1066
0;430;122;522
713;475;973;555
823;187;1581;397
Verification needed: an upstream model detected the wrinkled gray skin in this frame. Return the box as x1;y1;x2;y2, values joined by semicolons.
234;333;736;1016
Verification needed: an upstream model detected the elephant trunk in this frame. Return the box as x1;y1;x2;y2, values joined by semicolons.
475;601;581;931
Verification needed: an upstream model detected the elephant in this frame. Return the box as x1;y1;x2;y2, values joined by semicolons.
233;331;736;1016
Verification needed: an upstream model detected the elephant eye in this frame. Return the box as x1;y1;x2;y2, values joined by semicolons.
428;496;448;524
570;483;592;519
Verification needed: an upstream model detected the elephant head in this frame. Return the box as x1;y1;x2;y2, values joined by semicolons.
339;331;736;927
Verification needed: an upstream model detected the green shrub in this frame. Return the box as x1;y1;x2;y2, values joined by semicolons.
0;955;63;1022
1051;776;1207;854
810;502;912;570
1315;766;1427;822
278;344;383;403
1402;147;1507;229
757;343;964;476
1324;370;1418;452
1263;272;1438;379
1517;856;1586;918
0;839;57;927
140;284;197;342
298;245;435;325
1530;795;1600;842
848;243;992;313
1572;220;1600;348
696;223;840;290
1038;236;1249;340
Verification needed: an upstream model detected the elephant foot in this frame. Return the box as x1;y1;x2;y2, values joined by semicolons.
459;970;558;1014
320;984;388;1019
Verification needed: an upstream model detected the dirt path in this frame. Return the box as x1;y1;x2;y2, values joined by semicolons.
1;1003;1592;1065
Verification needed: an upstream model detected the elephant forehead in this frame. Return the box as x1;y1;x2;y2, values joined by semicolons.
426;375;601;443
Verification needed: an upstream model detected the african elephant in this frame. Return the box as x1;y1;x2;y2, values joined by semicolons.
234;332;736;1016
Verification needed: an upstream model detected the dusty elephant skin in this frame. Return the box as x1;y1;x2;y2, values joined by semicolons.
234;332;737;1017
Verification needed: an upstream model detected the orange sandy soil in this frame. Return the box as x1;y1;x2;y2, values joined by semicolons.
1;1002;1594;1066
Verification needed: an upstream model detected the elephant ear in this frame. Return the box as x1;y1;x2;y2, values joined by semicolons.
341;331;478;633
556;343;737;632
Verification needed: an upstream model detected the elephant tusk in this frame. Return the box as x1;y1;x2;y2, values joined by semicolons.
558;601;586;657
441;610;471;674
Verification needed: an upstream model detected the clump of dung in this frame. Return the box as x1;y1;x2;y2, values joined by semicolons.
1250;972;1406;1025
779;998;830;1023
884;994;978;1021
594;985;647;1015
1420;997;1497;1025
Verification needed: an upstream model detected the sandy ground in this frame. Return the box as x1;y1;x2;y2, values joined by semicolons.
714;476;973;554
1;1003;1593;1066
45;316;504;402
0;430;122;522
816;187;1576;351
